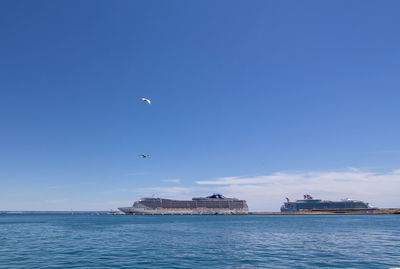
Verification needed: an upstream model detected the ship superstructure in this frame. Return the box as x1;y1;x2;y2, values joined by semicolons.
118;194;249;215
281;194;371;212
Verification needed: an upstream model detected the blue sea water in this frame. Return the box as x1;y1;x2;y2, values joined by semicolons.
0;214;399;268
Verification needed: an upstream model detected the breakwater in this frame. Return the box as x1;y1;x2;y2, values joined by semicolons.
250;208;400;215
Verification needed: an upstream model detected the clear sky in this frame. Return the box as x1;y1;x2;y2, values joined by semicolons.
1;1;400;211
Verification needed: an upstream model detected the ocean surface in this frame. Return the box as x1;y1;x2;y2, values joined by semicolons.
0;214;399;268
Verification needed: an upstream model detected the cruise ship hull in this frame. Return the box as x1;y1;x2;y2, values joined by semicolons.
118;207;248;215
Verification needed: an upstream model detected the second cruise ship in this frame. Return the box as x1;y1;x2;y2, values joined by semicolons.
281;194;372;212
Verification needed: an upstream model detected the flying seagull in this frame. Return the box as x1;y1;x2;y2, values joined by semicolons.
140;97;151;104
138;154;150;158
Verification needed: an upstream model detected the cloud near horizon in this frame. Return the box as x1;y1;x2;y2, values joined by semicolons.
130;169;400;211
195;169;400;211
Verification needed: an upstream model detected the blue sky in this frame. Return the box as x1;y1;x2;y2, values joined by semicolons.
1;1;399;211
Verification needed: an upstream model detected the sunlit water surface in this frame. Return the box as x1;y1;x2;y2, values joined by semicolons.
0;214;399;268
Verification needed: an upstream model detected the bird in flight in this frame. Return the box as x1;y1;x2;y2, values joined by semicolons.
140;97;151;104
138;154;150;158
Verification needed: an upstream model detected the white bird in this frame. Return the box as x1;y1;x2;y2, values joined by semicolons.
138;154;150;158
140;97;151;104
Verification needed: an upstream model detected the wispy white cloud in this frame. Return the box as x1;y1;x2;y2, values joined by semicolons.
196;169;400;211
162;178;181;183
94;169;400;212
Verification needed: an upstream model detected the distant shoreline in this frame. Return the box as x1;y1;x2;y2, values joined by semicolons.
249;208;400;215
0;211;109;215
1;209;399;215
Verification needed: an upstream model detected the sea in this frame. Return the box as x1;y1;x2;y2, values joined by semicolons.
0;214;399;268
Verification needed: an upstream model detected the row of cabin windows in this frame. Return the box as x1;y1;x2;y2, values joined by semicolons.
141;200;246;209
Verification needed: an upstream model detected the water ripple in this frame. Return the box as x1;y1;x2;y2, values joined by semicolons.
0;215;399;268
